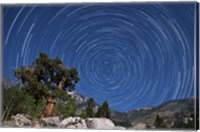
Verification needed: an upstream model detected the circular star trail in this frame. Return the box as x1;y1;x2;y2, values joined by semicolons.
3;3;196;112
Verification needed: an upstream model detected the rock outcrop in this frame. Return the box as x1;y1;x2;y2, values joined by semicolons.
41;116;60;127
8;114;124;129
11;114;32;127
85;118;115;129
132;122;146;129
114;126;126;129
59;117;87;129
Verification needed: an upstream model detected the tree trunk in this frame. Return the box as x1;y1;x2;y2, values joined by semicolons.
42;96;56;117
4;101;14;121
2;98;13;120
42;77;67;117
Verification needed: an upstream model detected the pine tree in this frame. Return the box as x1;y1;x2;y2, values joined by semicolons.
86;98;95;117
155;115;163;128
96;100;110;118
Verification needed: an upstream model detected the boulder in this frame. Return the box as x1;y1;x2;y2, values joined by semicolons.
114;126;126;129
41;116;60;127
85;118;115;129
59;117;87;129
32;119;41;128
132;122;146;129
3;120;16;127
11;114;32;127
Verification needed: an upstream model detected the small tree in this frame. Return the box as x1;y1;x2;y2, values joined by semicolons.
55;99;77;118
65;99;77;117
80;110;88;119
154;115;166;128
155;115;162;127
96;106;103;118
3;85;37;120
96;100;110;118
86;98;95;117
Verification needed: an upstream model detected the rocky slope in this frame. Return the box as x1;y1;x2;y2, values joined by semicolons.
68;90;197;129
4;114;125;129
68;90;196;129
110;97;197;129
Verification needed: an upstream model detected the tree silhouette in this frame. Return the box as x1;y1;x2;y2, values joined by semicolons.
96;100;110;118
86;98;96;117
14;52;80;117
80;110;88;119
154;115;167;128
155;115;162;128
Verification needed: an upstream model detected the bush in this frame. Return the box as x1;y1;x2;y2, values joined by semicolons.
55;99;77;118
80;110;88;119
3;85;38;120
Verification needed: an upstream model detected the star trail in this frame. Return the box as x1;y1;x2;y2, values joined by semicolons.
3;3;196;112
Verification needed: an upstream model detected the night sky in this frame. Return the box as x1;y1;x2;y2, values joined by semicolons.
3;3;197;112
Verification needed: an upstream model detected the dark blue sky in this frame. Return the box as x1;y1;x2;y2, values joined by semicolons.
3;3;197;112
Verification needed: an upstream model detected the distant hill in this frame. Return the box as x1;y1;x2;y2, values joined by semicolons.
70;90;197;129
110;97;197;129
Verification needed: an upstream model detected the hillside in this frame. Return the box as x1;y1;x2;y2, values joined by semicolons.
68;90;197;129
110;97;197;129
